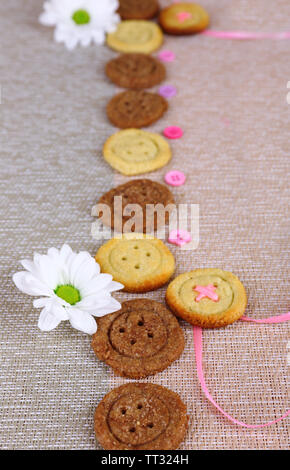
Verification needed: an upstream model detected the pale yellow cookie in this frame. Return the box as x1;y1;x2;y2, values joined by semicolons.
103;129;171;176
166;269;247;328
106;20;163;54
95;234;175;292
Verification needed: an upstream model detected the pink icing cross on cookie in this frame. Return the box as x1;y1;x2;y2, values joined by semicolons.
177;11;192;22
194;284;219;302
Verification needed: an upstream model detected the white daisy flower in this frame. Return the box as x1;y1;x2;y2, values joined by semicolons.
39;0;120;50
13;244;123;334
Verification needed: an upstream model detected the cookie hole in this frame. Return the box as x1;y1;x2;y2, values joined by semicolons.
146;252;151;257
130;339;136;345
147;422;154;428
138;321;144;326
148;332;153;338
119;328;125;333
134;245;139;249
122;257;127;261
129;427;136;433
121;408;126;415
135;264;140;269
137;404;143;409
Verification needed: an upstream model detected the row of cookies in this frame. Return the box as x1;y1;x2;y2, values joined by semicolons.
116;0;209;40
92;235;247;449
93;2;213;450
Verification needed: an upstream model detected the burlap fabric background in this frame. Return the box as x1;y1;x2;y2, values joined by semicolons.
0;0;289;450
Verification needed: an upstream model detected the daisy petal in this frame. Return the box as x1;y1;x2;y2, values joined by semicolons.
80;274;113;297
105;281;124;293
93;297;122;317
70;254;99;288
13;272;52;296
77;293;113;311
33;298;69;320
37;255;60;289
68;308;97;334
38;306;62;331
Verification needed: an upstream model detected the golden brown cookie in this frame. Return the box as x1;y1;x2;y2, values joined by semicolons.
103;129;172;176
159;2;209;35
97;179;175;233
94;382;188;450
118;0;159;20
107;90;168;129
92;299;184;378
95;234;175;292
106;20;163;54
105;53;166;90
166;268;247;328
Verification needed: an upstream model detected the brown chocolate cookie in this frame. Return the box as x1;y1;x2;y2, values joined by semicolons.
118;0;159;20
97;179;175;233
94;382;188;450
105;53;166;90
106;90;168;128
92;299;184;378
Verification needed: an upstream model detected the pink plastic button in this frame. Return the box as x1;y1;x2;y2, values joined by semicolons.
158;50;176;62
168;229;192;247
163;126;183;139
158;85;177;99
165;170;186;187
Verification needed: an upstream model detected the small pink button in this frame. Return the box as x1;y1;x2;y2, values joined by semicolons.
158;50;176;62
165;170;186;187
168;229;192;247
163;126;183;139
158;85;177;99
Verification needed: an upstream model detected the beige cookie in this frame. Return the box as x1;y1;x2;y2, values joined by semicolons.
106;20;163;54
159;2;209;35
103;129;171;176
166;268;247;328
95;234;175;292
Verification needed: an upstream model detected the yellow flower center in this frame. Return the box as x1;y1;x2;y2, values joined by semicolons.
55;285;80;305
72;9;91;25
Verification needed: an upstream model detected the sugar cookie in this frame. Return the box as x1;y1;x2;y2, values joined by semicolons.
166;268;247;328
106;20;163;54
95;234;175;292
159;2;209;35
103;129;172;175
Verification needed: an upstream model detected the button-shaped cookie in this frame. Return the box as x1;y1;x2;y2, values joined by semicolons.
118;0;159;20
166;268;247;328
98;178;175;233
92;299;184;378
159;2;209;35
105;53;166;90
94;383;188;450
95;234;175;292
103;129;172;175
106;20;163;54
106;90;168;129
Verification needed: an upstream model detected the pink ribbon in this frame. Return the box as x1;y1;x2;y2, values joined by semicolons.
201;30;290;40
193;313;290;428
